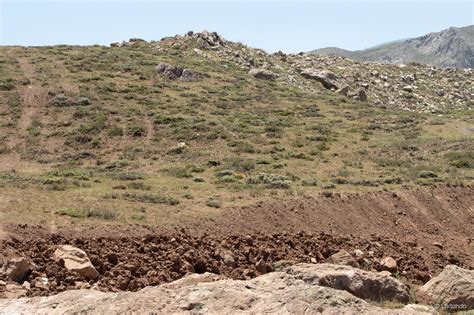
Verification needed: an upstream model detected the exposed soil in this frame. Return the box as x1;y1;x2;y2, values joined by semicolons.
1;185;472;298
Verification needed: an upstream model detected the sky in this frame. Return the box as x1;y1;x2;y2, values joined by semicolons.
0;0;472;53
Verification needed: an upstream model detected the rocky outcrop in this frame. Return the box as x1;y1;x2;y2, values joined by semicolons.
53;245;98;280
284;263;410;303
0;264;436;314
156;62;198;81
416;265;474;310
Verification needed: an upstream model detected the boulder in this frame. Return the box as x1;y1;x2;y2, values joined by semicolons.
0;267;433;314
284;263;410;303
248;68;276;80
327;250;358;267
156;62;183;80
357;88;368;102
194;31;226;48
380;256;397;273
0;257;31;282
300;69;346;90
0;282;28;299
156;62;198;81
416;265;473;310
53;245;99;280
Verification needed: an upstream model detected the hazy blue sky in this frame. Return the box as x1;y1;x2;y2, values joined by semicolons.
1;0;472;52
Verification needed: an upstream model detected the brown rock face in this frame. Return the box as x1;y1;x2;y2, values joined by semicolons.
0;257;31;283
416;265;474;310
53;245;99;280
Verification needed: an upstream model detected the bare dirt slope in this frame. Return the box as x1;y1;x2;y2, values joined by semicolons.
1;185;472;297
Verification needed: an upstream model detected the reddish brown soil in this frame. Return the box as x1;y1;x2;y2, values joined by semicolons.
1;185;472;297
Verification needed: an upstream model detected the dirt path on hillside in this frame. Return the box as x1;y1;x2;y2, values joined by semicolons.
13;55;48;133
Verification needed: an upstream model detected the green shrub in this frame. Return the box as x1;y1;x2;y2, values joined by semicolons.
206;198;222;208
122;192;179;205
55;208;117;220
417;170;437;178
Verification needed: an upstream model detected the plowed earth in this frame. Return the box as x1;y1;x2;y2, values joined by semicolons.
1;185;473;297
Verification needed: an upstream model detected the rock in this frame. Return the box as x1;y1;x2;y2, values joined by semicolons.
180;69;198;82
353;249;364;258
0;282;28;299
195;31;226;48
357;88;368;102
156;62;198;81
380;256;397;273
0;257;31;282
402;85;414;92
255;259;267;273
336;85;350;96
416;265;474;310
248;68;276;80
301;69;346;90
327;250;358;267
156;62;183;80
0;266;431;314
53;245;99;280
77;97;91;106
215;248;236;267
285;263;410;303
432;242;443;249
379;271;392;277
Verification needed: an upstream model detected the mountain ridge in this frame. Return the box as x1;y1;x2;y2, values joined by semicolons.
310;25;474;68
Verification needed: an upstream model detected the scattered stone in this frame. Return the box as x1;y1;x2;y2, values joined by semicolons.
402;85;414;92
336;85;350;96
53;245;99;280
380;256;397;273
357;88;368;102
327;250;358;267
248;68;276;80
432;242;443;249
416;265;474;310
0;282;28;299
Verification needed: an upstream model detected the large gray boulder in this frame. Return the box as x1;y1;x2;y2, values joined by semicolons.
417;265;474;310
156;62;198;81
53;245;99;280
284;263;410;303
0;268;435;314
300;69;347;90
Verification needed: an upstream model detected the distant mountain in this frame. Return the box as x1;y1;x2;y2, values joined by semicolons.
310;25;474;68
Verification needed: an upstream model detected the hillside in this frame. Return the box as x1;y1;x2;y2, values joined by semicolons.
0;31;473;307
310;25;474;68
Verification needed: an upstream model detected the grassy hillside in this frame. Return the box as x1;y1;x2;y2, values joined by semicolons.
0;35;472;227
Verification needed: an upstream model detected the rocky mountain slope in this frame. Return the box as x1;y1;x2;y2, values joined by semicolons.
310;25;474;69
0;31;472;227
